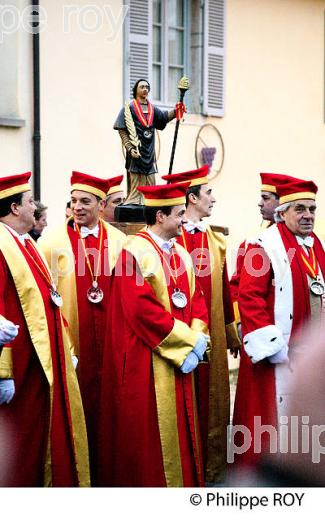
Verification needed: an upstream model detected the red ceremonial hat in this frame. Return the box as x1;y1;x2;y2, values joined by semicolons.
137;182;191;207
0;172;32;200
260;173;302;194
70;171;109;200
277;179;318;204
107;175;124;196
161;165;209;187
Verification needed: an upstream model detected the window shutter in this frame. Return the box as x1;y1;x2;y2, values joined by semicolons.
124;0;152;101
202;0;225;116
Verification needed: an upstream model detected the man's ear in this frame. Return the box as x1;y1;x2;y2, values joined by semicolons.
99;199;106;211
156;210;165;224
188;192;198;204
10;202;20;216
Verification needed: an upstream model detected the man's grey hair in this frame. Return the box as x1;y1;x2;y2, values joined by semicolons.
274;202;292;223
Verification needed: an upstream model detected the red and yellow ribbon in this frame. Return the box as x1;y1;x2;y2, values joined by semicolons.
300;246;318;279
132;99;154;127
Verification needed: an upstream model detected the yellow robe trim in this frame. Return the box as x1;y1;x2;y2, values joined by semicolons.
40;219;126;356
226;321;240;347
0;316;13;375
205;225;239;483
0;347;13;378
125;236;201;487
233;300;240;323
0;225;90;487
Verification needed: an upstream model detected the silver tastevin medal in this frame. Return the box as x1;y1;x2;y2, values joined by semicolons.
171;288;188;309
87;281;104;304
310;279;325;296
143;129;152;139
50;284;63;307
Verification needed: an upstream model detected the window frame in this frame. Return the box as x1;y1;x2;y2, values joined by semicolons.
152;0;190;109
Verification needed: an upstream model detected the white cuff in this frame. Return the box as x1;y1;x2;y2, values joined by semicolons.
243;324;287;364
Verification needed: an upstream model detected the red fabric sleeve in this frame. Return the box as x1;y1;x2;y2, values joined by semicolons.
115;249;175;349
190;279;209;327
238;244;275;335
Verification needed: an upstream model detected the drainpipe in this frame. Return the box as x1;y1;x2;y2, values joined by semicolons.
32;1;41;199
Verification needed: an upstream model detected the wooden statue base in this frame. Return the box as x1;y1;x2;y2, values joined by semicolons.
111;222;145;236
112;203;229;237
114;204;145;223
110;222;229;237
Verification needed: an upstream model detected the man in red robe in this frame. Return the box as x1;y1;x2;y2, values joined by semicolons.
40;171;126;484
98;182;210;487
230;173;298;324
232;178;325;467
0;172;89;486
162;166;240;483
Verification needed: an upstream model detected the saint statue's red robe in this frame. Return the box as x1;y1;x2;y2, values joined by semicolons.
40;219;126;483
0;224;89;486
178;225;240;482
233;223;325;467
97;233;209;487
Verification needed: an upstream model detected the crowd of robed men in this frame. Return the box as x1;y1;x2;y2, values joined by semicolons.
0;165;324;487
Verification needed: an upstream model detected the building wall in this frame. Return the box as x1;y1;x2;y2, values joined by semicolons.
0;0;324;269
222;0;325;268
155;0;325;270
0;0;33;176
40;0;126;221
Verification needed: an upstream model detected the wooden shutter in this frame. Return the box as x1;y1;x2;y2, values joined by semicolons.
202;0;225;116
124;0;152;100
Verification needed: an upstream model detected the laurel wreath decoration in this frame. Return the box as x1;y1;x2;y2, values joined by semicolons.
124;101;141;156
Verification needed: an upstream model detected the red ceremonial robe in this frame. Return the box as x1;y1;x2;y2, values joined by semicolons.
97;233;209;487
233;223;325;467
230;223;272;321
0;229;89;486
40;219;126;483
178;226;240;482
66;224;108;480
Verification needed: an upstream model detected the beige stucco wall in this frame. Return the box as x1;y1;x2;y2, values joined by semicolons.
1;0;324;270
156;0;325;273
40;0;126;222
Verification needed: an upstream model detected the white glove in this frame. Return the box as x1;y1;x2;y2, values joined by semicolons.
72;355;78;369
193;333;210;361
0;379;15;405
0;318;19;345
268;344;289;364
180;352;199;374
